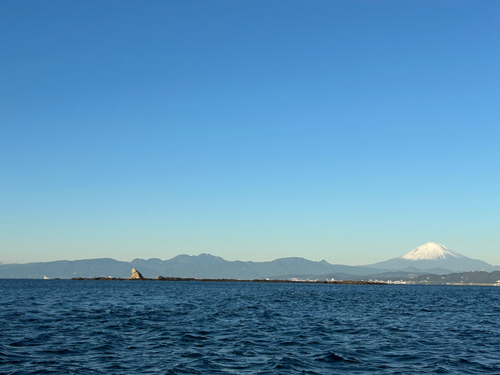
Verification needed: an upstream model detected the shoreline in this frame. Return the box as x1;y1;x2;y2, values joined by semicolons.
70;276;386;285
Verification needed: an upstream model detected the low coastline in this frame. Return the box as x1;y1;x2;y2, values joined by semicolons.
71;276;386;285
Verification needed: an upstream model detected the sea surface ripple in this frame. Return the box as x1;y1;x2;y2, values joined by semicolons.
1;280;500;374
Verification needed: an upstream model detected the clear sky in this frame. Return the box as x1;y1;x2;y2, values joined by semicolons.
1;1;499;265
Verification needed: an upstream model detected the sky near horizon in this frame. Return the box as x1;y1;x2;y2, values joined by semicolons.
1;1;500;266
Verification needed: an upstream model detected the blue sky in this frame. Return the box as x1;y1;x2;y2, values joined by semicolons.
1;0;499;265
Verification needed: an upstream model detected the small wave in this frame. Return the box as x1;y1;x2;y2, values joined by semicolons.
315;351;360;363
274;356;307;371
182;334;208;341
40;348;74;355
180;351;203;358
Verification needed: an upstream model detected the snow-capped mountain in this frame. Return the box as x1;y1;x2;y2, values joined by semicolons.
400;242;462;260
367;242;498;272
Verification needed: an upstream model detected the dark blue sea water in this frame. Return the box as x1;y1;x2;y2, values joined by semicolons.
1;280;500;374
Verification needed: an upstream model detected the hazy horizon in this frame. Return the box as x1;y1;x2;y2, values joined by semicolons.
2;1;499;266
1;241;499;268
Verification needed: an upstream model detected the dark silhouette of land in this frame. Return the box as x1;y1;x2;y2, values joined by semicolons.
72;275;386;285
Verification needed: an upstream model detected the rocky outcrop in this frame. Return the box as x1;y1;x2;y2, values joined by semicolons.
129;268;144;280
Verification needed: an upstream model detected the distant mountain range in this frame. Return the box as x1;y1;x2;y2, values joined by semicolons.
0;255;378;279
1;242;498;280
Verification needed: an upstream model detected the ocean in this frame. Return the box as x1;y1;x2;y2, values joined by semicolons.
1;279;500;374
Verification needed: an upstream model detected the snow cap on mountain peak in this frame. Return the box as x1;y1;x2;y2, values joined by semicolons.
400;242;463;261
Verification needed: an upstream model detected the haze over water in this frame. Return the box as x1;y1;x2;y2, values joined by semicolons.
2;280;500;374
